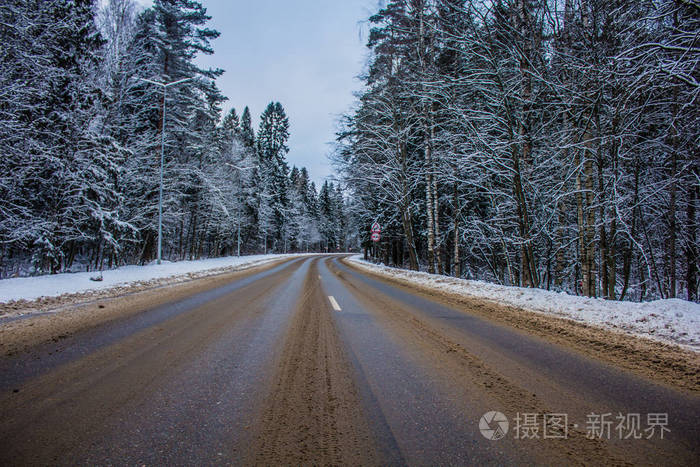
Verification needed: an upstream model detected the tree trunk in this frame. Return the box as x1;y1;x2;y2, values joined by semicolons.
453;180;460;278
418;4;437;275
513;154;536;287
668;141;677;298
607;217;616;299
597;145;609;298
607;113;621;300
640;205;665;299
687;162;698;301
189;210;198;260
584;131;596;297
555;179;567;288
425;144;436;274
433;170;443;274
574;0;596;298
399;138;419;271
401;206;419;271
575;147;587;296
620;164;639;301
139;231;155;265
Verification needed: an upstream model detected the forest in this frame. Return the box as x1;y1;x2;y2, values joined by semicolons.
336;0;699;301
0;0;350;278
1;0;698;304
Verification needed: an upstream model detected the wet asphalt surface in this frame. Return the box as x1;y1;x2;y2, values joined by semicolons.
0;255;698;465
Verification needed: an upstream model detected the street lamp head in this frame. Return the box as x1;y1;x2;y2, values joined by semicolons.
166;77;193;87
136;77;194;88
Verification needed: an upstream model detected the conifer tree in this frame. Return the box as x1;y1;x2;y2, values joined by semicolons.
256;102;291;249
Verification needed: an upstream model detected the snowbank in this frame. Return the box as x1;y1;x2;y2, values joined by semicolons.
0;254;303;304
347;255;700;350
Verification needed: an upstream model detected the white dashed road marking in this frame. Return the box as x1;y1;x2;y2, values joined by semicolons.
328;295;341;311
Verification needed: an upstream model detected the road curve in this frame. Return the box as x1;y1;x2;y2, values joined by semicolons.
0;255;698;465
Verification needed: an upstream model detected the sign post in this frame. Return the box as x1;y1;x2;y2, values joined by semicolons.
370;221;381;259
370;222;381;242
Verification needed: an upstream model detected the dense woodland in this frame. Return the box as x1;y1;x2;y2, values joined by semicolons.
0;0;350;278
336;0;699;301
1;0;697;304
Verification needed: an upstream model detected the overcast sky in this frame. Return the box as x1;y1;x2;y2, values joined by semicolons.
139;0;379;186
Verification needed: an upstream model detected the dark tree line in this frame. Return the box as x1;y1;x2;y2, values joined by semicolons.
0;0;348;277
335;0;699;302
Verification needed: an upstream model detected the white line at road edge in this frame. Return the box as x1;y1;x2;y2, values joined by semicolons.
328;295;341;311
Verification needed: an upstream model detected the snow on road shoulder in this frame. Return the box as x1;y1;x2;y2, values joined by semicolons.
347;255;700;350
0;254;303;304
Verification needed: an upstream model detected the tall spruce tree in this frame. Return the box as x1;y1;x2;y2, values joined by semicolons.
240;106;255;149
257;102;291;250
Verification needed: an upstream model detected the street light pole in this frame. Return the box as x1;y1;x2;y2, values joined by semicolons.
158;84;166;265
138;77;192;264
237;195;241;257
225;163;251;259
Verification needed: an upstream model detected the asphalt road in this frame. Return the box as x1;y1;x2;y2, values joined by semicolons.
0;255;698;465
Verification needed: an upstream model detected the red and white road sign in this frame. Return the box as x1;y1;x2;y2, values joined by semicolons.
371;232;381;242
371;222;381;233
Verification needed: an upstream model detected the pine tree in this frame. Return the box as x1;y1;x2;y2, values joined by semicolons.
240;106;255;149
220;108;240;141
256;102;291;250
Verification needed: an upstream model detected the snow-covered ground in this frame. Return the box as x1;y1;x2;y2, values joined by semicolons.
0;254;304;304
347;255;700;350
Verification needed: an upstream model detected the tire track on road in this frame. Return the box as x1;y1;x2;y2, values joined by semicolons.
333;258;700;465
251;259;382;465
329;260;630;466
0;258;306;465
